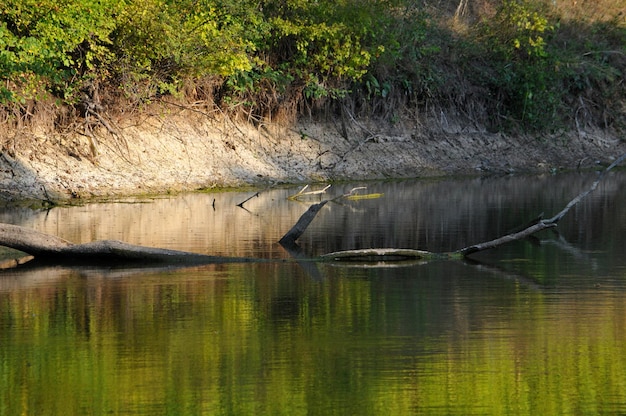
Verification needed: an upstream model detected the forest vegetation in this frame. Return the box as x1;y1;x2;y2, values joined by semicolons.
0;0;625;141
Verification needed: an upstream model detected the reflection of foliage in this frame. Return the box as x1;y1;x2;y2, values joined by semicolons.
1;259;626;414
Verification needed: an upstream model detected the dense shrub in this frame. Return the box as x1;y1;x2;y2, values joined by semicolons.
471;0;561;130
0;0;624;132
110;0;259;100
0;0;118;103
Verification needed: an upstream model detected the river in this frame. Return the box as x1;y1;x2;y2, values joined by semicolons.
0;170;625;415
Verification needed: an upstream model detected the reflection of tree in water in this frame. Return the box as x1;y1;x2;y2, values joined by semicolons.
1;231;625;414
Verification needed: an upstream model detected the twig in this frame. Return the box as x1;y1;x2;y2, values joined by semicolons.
157;98;219;120
236;192;259;208
288;184;331;200
85;109;133;164
343;187;367;196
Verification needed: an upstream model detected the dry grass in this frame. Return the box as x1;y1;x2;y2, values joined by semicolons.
427;0;625;24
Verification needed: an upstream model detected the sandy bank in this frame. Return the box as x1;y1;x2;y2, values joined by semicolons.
1;107;624;204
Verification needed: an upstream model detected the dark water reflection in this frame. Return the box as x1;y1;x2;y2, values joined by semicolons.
0;170;625;415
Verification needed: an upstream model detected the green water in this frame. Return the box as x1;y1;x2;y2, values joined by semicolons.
0;172;625;415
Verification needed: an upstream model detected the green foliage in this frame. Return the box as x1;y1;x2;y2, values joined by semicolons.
550;20;626;129
464;0;625;131
0;0;119;103
0;0;624;133
348;5;442;117
470;0;563;129
110;0;259;101
492;0;554;59
495;59;562;130
218;0;392;118
256;1;381;93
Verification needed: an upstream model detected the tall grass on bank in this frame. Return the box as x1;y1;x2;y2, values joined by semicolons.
0;0;624;137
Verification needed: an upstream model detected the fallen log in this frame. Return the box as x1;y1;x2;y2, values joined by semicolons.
0;223;260;265
0;223;73;255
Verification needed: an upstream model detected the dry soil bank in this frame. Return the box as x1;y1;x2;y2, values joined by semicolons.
1;107;624;205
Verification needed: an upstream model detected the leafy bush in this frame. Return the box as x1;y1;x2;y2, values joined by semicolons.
109;0;261;104
0;0;623;133
223;0;385;120
354;6;441;110
467;0;562;129
0;0;119;104
458;0;625;131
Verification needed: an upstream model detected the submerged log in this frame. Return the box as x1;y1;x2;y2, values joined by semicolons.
320;248;448;261
279;201;328;245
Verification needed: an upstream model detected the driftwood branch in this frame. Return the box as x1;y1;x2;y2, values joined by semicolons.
547;152;626;224
458;152;626;256
288;184;331;200
456;221;557;256
279;152;626;261
236;192;259;208
237;185;275;208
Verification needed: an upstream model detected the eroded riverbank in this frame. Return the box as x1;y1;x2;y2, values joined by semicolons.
2;108;624;204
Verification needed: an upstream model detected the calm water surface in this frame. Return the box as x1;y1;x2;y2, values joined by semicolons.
0;171;625;415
